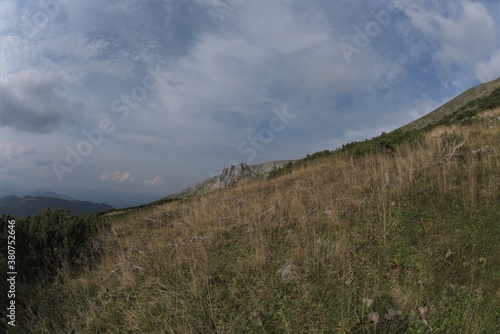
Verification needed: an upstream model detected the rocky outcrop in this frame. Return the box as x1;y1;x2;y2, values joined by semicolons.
158;160;293;202
213;163;253;189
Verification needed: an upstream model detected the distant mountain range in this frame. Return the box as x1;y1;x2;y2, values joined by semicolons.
27;190;76;201
0;193;114;218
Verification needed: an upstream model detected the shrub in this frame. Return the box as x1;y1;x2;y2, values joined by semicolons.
0;209;105;285
338;129;425;158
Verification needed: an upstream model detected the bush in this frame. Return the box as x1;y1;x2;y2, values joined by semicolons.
338;129;425;157
430;87;500;130
0;209;105;285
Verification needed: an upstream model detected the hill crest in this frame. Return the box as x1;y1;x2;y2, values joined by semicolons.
0;195;114;218
401;77;500;131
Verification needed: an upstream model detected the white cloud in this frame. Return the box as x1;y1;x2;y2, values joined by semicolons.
101;171;135;183
144;176;165;186
0;1;16;34
0;33;134;82
0;141;36;160
404;1;497;72
476;49;500;82
435;2;496;65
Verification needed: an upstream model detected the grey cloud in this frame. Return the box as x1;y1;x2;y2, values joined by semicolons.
0;70;71;133
32;158;52;167
0;141;36;160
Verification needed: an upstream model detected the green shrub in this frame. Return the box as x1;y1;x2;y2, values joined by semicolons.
0;209;105;285
337;129;425;158
429;87;500;130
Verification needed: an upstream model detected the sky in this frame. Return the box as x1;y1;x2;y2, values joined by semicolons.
1;0;499;207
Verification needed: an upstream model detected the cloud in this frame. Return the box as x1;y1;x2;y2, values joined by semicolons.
0;141;36;160
144;176;165;186
435;2;496;66
32;158;52;167
476;49;500;82
101;171;135;183
0;70;72;133
404;1;497;73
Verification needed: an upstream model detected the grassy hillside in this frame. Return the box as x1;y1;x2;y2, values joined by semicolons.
401;77;500;131
4;107;500;333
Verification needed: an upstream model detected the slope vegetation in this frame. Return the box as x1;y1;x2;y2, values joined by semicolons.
8;106;500;333
401;77;500;130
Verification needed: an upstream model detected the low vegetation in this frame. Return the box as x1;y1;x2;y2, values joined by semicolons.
2;107;500;333
0;210;105;332
401;79;500;130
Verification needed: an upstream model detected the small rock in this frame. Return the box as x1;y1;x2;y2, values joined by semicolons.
323;210;332;217
384;308;402;321
366;311;379;324
445;249;453;259
363;298;374;308
277;260;299;282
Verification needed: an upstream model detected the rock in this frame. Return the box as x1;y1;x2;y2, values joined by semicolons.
157;160;295;201
384;308;402;321
445;249;453;259
366;311;379;324
277;260;300;282
212;163;253;189
362;298;374;308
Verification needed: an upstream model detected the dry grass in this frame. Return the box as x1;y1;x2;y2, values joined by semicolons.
21;108;500;333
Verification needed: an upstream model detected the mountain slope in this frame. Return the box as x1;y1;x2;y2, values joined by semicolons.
401;77;500;131
0;195;114;218
49;106;499;333
5;82;500;333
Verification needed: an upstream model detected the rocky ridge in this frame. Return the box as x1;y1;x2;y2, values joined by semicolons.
158;160;293;202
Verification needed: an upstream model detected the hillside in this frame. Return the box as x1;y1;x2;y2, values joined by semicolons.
2;88;500;333
0;195;114;218
401;77;500;131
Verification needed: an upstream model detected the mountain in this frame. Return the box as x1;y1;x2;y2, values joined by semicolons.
155;160;294;203
72;190;161;209
0;195;114;218
401;77;500;130
28;190;75;201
